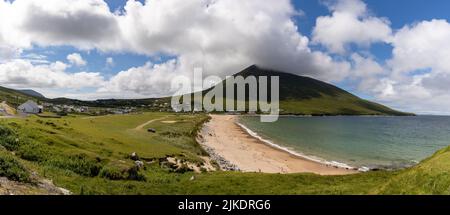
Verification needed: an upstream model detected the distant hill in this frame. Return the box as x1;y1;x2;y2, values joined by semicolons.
0;65;413;115
0;87;163;108
17;89;45;98
0;86;42;107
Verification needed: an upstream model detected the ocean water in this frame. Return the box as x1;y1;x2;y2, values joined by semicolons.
237;116;450;170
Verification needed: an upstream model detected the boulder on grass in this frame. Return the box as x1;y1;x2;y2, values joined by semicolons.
130;152;139;161
135;160;144;169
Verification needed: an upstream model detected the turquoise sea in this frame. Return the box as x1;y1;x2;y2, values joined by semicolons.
237;116;450;170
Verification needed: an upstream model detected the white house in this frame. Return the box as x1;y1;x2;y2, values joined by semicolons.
18;100;43;114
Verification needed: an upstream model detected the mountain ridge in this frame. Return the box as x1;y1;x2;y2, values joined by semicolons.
17;89;45;98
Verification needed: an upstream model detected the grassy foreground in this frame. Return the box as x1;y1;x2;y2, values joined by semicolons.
0;112;449;194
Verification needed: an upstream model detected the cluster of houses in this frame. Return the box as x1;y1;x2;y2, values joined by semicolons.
15;100;88;115
14;99;177;116
46;104;89;113
150;101;170;108
107;107;137;115
16;100;140;115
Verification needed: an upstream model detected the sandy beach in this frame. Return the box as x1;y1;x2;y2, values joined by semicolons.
198;115;356;175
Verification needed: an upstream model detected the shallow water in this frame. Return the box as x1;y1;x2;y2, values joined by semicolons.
238;116;450;170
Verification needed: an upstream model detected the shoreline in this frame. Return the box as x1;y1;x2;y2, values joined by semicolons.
198;114;357;175
235;121;357;170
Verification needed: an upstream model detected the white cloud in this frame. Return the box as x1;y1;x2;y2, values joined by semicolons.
67;53;87;66
12;0;120;50
389;19;450;75
0;0;350;83
0;0;354;101
351;53;384;77
99;60;180;98
0;59;104;90
370;19;450;114
80;0;349;98
312;0;392;54
349;53;386;92
106;57;114;67
20;53;49;64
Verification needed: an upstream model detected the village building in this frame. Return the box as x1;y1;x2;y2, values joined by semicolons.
17;100;43;114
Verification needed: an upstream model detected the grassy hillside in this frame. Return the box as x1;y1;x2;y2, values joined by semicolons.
375;146;450;194
222;65;410;115
0;112;448;194
0;86;41;107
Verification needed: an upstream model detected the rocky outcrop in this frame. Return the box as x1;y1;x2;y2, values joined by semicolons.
0;177;71;195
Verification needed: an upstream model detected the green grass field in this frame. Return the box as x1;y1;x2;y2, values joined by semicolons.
0;112;449;194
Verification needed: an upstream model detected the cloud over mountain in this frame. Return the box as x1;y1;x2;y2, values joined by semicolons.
0;0;350;97
0;0;449;113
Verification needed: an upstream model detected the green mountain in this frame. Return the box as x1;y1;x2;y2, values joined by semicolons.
17;89;45;98
0;86;42;107
195;65;412;116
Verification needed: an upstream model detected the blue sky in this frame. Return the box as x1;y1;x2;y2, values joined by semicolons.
295;0;450;33
1;0;450;114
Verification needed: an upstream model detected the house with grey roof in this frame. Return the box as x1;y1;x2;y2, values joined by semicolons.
17;100;43;114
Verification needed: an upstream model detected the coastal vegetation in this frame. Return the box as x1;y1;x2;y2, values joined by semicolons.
0;112;448;194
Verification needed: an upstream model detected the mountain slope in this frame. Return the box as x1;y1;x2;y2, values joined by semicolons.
198;65;411;115
0;86;43;107
17;89;45;98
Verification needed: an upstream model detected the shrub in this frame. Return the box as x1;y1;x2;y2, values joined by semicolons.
47;154;102;177
160;131;183;138
0;151;31;182
7;122;20;128
57;112;68;116
0;125;20;151
99;166;126;180
100;165;146;181
126;166;146;181
17;142;48;162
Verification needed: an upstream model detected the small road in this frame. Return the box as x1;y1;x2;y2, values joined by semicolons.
0;116;16;119
133;116;168;130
